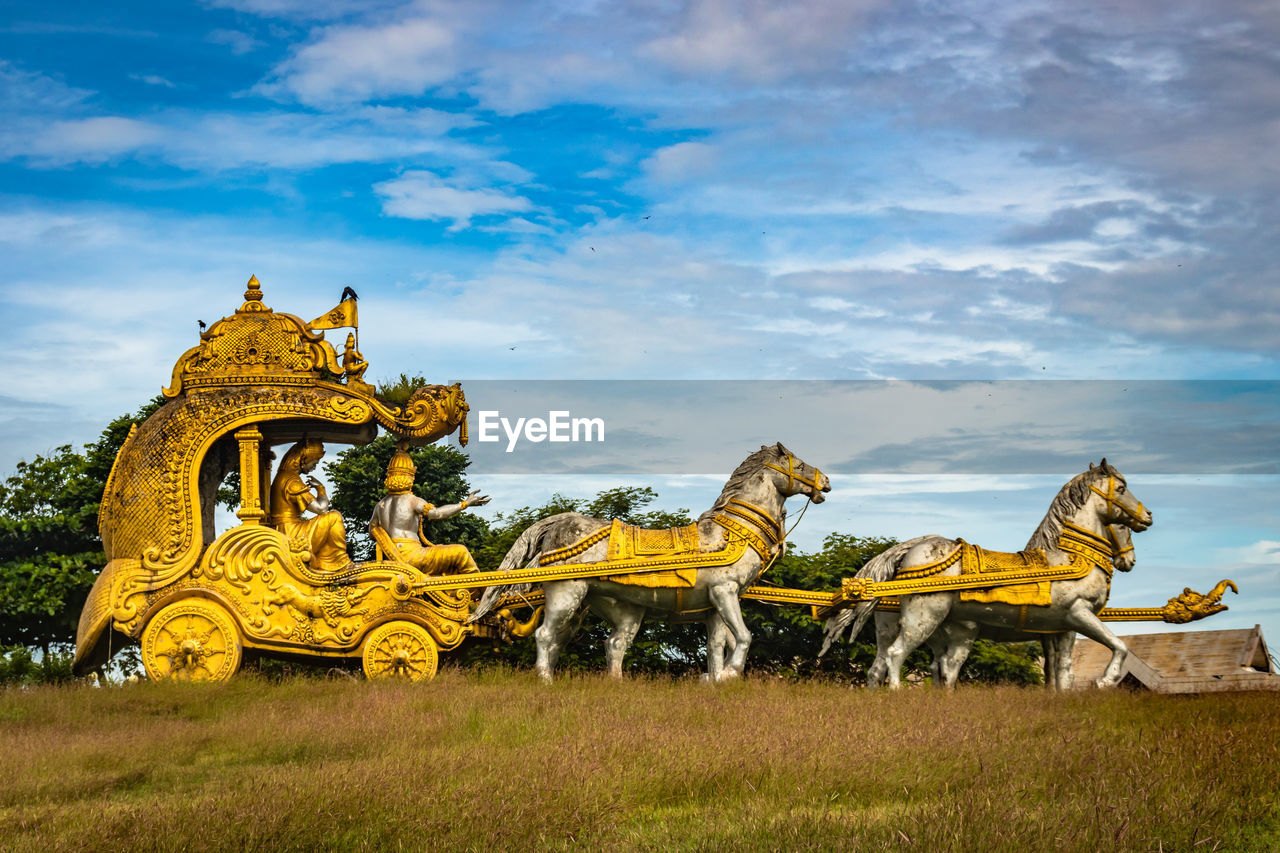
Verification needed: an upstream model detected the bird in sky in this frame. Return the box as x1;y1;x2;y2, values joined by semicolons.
341;285;359;302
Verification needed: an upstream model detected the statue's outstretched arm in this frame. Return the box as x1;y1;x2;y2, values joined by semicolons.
425;489;490;520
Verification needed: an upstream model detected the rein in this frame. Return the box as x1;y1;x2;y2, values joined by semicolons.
783;497;812;541
759;497;814;577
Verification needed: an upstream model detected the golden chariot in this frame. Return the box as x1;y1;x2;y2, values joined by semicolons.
73;277;485;682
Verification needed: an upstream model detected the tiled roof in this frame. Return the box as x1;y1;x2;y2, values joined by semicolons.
1069;625;1280;693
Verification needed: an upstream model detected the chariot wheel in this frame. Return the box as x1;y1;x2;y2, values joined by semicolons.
362;621;438;682
140;599;243;683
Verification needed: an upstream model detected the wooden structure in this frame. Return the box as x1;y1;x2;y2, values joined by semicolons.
1069;625;1280;693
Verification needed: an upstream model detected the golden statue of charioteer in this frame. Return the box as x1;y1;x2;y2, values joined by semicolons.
369;440;489;575
71;276;1236;685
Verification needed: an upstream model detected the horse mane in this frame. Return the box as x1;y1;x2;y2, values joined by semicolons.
698;445;778;522
1024;461;1115;551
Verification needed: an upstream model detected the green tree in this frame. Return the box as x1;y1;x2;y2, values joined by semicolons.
742;532;902;681
956;640;1043;685
0;399;162;664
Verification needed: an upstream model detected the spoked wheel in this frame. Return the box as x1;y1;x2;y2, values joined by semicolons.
362;621;438;682
141;599;243;683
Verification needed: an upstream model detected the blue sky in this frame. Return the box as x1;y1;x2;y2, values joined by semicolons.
2;1;1277;651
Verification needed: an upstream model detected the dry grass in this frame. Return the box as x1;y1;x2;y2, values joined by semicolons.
2;671;1278;852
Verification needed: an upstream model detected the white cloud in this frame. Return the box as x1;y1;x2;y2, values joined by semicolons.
0;210;132;247
644;142;718;183
22;117;163;163
1221;540;1280;566
130;73;177;88
0;61;92;112
477;217;556;236
201;0;385;20
642;0;885;83
207;28;264;55
373;170;534;229
1;107;476;171
807;296;887;317
261;17;458;105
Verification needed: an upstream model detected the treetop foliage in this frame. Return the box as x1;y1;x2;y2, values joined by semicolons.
0;397;163;654
376;373;429;407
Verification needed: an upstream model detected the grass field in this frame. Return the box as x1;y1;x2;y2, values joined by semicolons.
2;671;1278;852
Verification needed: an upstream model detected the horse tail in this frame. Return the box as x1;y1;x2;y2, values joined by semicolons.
469;514;573;622
818;536;940;657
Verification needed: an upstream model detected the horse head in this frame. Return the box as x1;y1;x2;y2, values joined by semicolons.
763;442;831;504
1106;523;1136;572
1087;458;1152;532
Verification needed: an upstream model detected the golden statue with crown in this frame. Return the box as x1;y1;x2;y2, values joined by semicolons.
369;441;490;574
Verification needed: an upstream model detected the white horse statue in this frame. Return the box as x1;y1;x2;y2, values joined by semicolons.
871;523;1135;690
822;459;1151;688
707;523;1134;689
471;443;830;682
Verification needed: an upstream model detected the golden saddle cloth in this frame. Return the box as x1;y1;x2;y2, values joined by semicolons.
957;544;1053;607
603;518;702;588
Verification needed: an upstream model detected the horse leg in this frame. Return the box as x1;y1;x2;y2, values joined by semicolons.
1041;635;1058;689
881;595;952;689
1044;632;1077;690
1055;633;1077;689
588;596;645;679
1063;600;1129;688
707;584;751;680
534;581;590;683
705;613;736;681
926;626;947;685
934;620;979;688
867;610;899;689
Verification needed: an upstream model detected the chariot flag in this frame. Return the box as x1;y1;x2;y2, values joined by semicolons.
309;298;358;330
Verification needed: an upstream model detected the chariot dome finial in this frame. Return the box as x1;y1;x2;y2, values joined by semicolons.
239;274;267;313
